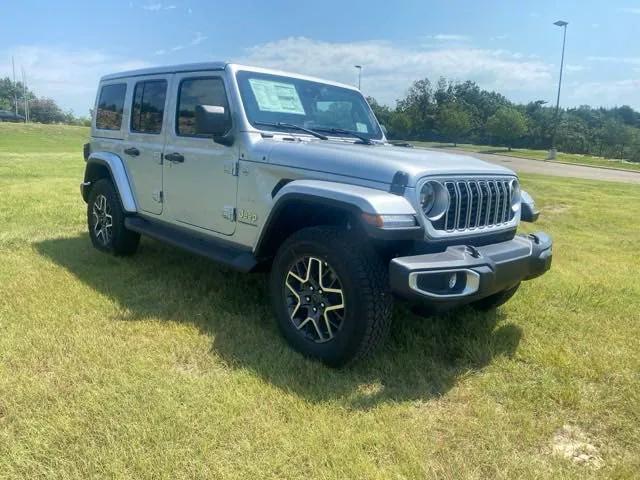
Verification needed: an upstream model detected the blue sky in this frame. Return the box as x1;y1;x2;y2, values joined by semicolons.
1;0;638;115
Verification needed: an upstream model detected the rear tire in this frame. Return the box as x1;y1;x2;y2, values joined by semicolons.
269;226;393;367
472;282;521;311
87;179;140;255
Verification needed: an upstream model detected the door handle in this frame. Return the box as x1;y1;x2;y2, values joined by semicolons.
165;152;185;163
124;147;140;156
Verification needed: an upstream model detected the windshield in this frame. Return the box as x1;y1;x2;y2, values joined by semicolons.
236;71;383;140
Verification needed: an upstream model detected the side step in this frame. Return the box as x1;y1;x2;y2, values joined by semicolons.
125;216;257;272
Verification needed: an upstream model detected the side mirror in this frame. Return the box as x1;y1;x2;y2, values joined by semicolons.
195;105;233;146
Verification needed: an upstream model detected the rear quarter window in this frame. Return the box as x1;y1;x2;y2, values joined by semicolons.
96;83;127;130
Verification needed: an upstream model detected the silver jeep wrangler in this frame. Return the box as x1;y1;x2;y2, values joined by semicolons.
81;62;552;367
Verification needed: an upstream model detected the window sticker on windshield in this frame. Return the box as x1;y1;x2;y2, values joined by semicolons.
356;122;369;133
249;79;305;115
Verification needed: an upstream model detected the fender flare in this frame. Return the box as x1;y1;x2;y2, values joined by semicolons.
254;179;421;254
84;152;137;213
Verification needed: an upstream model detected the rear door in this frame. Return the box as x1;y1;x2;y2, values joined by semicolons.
122;75;172;215
162;72;238;235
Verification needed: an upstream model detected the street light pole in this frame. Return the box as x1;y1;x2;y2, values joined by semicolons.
354;65;362;90
549;20;568;159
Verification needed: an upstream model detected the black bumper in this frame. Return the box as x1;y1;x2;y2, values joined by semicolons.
389;231;552;307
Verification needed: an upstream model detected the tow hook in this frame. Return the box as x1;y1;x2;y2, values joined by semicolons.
465;245;481;258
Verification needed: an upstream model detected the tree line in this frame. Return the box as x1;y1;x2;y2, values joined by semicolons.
368;77;640;162
0;77;89;126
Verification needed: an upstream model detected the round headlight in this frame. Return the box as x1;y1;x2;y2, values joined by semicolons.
420;182;436;213
420;180;449;220
510;179;521;212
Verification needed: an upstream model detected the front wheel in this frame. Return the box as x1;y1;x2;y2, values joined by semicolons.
269;226;393;367
87;179;140;255
471;282;521;311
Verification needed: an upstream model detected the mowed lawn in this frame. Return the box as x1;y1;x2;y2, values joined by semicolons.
1;123;639;479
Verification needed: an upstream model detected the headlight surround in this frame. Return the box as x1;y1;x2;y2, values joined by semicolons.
419;180;449;221
509;179;521;212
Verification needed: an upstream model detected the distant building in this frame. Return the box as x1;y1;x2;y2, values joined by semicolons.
0;110;25;122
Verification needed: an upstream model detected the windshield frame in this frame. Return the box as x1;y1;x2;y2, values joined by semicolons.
234;69;384;141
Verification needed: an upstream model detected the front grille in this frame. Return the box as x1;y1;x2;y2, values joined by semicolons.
432;178;516;232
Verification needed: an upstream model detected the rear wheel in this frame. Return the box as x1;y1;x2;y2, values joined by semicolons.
270;226;393;367
87;179;140;255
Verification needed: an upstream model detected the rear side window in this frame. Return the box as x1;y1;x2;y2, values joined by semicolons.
96;83;127;130
131;80;167;134
177;77;228;136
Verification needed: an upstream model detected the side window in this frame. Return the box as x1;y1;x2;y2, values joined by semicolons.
96;83;127;130
177;77;228;136
131;80;167;134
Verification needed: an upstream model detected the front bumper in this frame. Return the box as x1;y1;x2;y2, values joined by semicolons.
389;231;552;307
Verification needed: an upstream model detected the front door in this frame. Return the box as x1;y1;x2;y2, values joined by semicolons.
162;72;238;235
122;75;171;215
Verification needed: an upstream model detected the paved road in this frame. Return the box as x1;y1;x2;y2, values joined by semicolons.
427;147;640;184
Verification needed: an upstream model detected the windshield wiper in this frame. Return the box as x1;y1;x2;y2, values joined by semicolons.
312;127;373;145
254;121;328;140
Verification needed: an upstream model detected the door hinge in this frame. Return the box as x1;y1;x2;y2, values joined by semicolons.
222;206;236;221
152;190;163;203
224;160;239;176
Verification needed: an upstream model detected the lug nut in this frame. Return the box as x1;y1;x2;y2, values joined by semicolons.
305;296;310;302
313;307;317;312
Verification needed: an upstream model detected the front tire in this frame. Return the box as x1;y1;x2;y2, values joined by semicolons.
471;282;521;311
270;226;393;367
87;178;140;255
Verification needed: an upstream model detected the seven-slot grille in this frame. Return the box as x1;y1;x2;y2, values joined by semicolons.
432;178;516;232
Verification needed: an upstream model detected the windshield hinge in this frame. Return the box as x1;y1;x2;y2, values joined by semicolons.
224;160;239;176
222;206;236;222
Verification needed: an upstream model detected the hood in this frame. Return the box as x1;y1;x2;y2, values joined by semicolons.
265;140;515;187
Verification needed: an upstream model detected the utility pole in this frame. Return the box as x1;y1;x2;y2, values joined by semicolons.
548;20;568;160
21;66;29;123
12;56;18;116
354;65;362;90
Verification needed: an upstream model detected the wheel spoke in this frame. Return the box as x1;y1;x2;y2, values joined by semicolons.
285;277;302;318
284;255;345;344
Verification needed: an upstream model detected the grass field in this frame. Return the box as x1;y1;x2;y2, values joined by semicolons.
1;123;639;479
411;141;640;172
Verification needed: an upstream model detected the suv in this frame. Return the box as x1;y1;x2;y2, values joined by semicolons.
81;62;552;367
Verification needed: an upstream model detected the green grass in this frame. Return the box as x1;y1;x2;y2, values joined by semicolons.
411;141;640;172
1;123;640;479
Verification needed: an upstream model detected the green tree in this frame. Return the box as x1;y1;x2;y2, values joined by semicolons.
28;97;66;124
436;102;472;146
486;107;528;151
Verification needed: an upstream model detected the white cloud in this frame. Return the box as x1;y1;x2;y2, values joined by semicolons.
190;32;207;46
618;7;640;14
568;79;640;107
238;37;552;105
428;34;471;42
565;64;587;72
0;45;149;115
155;32;208;55
587;56;640;65
142;3;176;11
